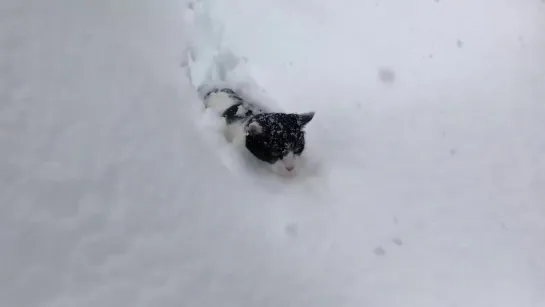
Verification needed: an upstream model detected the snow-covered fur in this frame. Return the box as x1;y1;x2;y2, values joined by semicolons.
202;87;315;176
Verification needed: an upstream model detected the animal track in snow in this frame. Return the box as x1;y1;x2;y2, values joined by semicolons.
373;246;386;256
378;68;396;84
285;223;299;237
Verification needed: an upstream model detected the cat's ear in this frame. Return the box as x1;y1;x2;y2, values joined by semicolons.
298;112;315;127
246;121;263;135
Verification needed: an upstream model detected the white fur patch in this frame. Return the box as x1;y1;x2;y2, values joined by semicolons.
204;92;236;115
246;121;262;134
202;89;249;146
270;151;298;176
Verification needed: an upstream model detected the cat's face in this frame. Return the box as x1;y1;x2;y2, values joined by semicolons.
244;112;315;175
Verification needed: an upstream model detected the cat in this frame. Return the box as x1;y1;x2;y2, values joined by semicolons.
200;86;315;176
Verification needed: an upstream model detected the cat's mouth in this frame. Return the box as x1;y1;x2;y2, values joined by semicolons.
270;152;298;175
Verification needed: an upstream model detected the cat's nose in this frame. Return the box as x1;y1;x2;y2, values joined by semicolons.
286;166;294;172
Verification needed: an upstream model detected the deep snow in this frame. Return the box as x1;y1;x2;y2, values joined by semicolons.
1;0;544;306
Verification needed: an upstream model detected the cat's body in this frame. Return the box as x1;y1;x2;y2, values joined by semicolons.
201;86;315;176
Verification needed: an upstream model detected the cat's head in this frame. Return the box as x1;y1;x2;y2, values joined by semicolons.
244;111;315;175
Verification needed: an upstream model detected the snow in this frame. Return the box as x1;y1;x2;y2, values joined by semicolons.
1;0;544;306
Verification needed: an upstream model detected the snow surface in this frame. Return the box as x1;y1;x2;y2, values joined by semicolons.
1;0;545;306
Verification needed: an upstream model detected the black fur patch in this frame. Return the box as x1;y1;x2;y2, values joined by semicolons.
222;103;255;124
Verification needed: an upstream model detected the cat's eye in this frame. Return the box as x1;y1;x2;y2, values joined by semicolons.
271;152;282;157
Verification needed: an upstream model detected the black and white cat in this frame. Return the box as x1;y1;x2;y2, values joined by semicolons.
199;86;315;176
184;5;315;175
